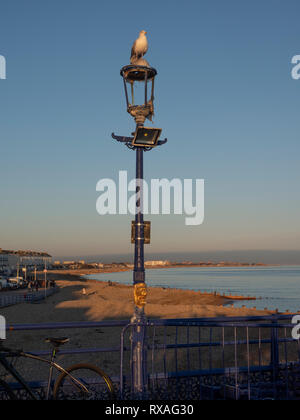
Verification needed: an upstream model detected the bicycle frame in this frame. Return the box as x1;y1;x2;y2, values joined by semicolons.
0;347;89;400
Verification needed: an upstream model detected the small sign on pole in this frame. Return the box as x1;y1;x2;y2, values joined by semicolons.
131;221;151;244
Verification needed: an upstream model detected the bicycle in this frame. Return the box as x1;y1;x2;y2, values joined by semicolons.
0;337;115;400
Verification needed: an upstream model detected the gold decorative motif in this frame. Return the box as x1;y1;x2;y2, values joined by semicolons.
131;221;151;244
134;283;147;308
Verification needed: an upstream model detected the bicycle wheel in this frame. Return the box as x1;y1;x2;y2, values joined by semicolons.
0;379;17;400
53;363;114;400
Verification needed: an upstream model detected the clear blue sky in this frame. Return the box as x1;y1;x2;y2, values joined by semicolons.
0;0;299;259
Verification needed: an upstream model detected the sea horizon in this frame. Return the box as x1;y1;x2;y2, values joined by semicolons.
54;249;300;266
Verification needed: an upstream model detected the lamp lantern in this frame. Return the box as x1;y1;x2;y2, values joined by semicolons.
120;65;157;126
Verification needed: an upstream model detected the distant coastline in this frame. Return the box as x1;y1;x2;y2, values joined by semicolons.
145;261;268;269
49;261;268;278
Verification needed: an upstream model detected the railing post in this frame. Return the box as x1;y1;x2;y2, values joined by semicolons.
271;315;280;392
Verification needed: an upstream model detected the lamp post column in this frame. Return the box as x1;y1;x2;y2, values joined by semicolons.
116;64;165;398
134;138;145;284
131;119;147;398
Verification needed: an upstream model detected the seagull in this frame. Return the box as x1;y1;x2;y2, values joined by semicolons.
130;30;148;64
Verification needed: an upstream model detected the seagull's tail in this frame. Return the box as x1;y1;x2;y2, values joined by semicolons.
130;55;138;64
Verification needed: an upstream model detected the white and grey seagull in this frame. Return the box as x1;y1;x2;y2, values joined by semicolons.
130;30;148;65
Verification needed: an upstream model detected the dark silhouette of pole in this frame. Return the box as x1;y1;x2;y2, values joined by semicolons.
134;145;145;284
131;121;147;398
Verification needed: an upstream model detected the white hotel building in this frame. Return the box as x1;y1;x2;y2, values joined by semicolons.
0;249;52;276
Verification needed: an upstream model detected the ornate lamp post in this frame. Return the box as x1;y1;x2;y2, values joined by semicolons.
112;62;167;397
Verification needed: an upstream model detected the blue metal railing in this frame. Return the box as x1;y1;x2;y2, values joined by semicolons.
120;315;300;399
0;287;58;308
1;314;300;400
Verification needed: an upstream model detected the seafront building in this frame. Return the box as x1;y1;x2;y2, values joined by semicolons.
0;248;52;276
144;260;171;266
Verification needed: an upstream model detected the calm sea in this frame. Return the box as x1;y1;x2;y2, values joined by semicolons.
85;266;300;313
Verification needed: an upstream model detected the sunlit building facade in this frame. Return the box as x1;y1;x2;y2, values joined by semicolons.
0;249;52;275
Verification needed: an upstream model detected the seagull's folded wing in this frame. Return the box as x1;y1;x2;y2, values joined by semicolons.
131;40;137;58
